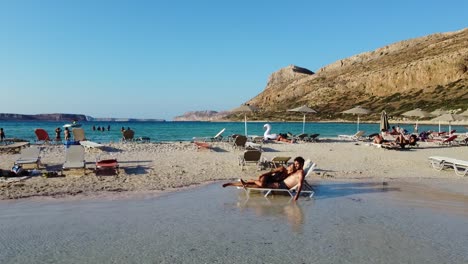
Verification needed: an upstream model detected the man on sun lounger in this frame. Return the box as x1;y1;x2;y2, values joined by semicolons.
223;157;306;201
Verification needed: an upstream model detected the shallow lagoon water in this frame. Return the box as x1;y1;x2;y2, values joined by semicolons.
0;181;467;264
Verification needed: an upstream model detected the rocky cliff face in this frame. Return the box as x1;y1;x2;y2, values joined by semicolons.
173;110;228;121
247;28;468;119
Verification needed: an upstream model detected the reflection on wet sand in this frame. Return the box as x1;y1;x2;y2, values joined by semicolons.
387;181;468;216
235;192;311;233
314;181;401;200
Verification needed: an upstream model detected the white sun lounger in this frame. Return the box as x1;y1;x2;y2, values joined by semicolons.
62;145;86;175
338;131;366;141
193;128;226;143
15;146;41;168
428;156;468;176
239;160;316;198
0;142;30;153
80;140;104;150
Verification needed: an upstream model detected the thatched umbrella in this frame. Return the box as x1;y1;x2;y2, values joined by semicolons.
402;108;432;131
430;109;449;116
430;113;466;133
230;104;259;136
460;109;468;117
342;106;371;132
287;105;317;134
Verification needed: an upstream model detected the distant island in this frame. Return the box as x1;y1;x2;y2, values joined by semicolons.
0;113;165;122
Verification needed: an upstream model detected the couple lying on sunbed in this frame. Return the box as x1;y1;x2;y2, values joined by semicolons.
223;157;305;201
374;132;417;148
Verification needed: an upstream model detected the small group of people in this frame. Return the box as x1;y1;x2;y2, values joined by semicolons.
54;127;71;141
92;125;110;132
223;157;306;201
374;127;417;148
389;125;409;135
263;124;295;143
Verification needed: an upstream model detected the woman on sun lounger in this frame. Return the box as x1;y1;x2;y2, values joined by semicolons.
223;163;296;188
223;157;306;201
378;133;417;148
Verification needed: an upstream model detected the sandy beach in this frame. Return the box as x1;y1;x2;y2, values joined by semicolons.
1;139;467;200
1;139;468;263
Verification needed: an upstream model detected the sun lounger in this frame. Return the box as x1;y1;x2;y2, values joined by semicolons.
232;135;247;150
238;149;262;170
245;141;262;151
338;131;366;141
72;128;86;141
136;137;151;143
15;146;41;168
194;141;212;150
95;158;119;175
192;128;226;143
249;136;264;144
263;156;291;168
428;156;468;176
34;128;50;144
433;135;458;146
80;140;104;150
0;142;30;154
308;133;320;142
240;160;316;198
62;145;86;175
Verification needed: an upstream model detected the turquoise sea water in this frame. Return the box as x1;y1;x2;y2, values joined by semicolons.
1;181;467;263
0;121;466;143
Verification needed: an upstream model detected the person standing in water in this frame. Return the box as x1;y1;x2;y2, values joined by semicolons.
0;128;5;142
55;127;62;141
64;127;70;141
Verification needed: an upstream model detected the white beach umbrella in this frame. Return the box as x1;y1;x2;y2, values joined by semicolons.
430;113;466;133
429;109;448;131
402;108;432;129
287;105;317;134
230;104;259;136
341;106;371;132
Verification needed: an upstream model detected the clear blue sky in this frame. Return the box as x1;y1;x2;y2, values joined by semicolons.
1;0;466;120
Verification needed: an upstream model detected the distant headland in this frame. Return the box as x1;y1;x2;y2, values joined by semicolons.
0;113;165;122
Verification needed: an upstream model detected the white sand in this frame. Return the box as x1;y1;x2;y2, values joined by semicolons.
0;139;467;199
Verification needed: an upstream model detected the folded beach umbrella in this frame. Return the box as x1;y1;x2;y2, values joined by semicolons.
402;108;432;128
341;106;371;132
230;104;259;136
430;113;466;133
380;111;390;132
287;105;317;134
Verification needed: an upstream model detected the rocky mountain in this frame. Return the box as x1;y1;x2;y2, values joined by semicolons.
0;113;165;122
173;110;228;121
245;28;468;121
0;113;88;121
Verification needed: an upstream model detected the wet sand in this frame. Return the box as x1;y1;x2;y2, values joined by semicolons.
1;179;467;264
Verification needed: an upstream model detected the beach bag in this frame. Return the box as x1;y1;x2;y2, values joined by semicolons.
11;165;24;176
